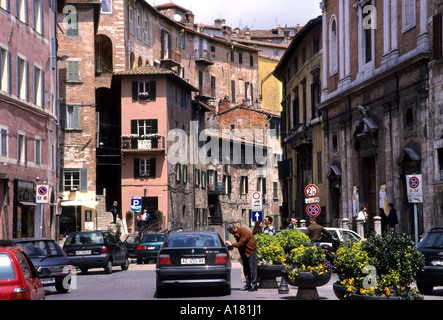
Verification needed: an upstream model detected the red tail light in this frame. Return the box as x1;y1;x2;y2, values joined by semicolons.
11;287;28;300
137;245;146;251
215;253;228;264
158;254;171;265
100;247;109;254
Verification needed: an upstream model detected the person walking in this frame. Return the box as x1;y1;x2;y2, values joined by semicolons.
388;203;399;230
263;216;275;235
305;217;332;245
110;201;119;224
226;224;258;292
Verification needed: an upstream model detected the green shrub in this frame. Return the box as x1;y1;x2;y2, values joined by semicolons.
334;240;371;280
274;229;310;254
360;230;425;287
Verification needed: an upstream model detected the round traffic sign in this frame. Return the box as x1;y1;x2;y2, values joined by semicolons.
304;184;319;198
252;191;261;200
37;186;48;195
409;177;420;189
306;203;321;217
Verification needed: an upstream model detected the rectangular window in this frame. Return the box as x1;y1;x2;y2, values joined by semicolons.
35;138;41;165
144;17;149;44
129;7;134;35
136;11;141;39
65;7;78;36
1;128;8;157
231;80;235;103
210;76;216;98
230;50;234;62
257;177;266;194
273;181;278;199
402;0;416;32
33;0;44;34
63;168;87;191
249;54;254;67
0;48;8;92
238;52;243;64
61;105;80;130
223;175;231;194
317;151;322;184
139;158;155;178
17;133;26;164
67;61;79;82
101;0;112;13
240;176;248;195
131;119;158;135
16;56;27;100
132;81;156;101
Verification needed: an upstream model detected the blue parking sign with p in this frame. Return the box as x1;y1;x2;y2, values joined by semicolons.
131;196;142;212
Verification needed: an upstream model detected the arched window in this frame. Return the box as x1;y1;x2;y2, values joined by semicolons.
329;16;338;75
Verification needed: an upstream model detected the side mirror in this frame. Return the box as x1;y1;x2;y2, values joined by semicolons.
227;245;234;251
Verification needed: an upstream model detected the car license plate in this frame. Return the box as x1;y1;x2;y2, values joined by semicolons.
41;277;56;285
431;259;443;266
76;250;92;255
181;258;205;265
147;246;156;250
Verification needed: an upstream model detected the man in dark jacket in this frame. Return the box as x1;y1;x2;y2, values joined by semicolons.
226;224;258;291
306;217;332;244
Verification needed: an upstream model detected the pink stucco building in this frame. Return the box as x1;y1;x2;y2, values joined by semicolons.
115;65;206;231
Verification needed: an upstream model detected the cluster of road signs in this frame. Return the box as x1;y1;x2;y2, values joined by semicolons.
36;185;49;204
251;191;263;222
305;184;321;217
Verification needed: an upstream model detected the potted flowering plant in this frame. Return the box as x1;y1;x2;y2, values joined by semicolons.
254;233;286;288
282;245;332;299
333;231;424;300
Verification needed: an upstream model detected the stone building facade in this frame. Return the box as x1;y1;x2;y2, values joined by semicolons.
319;0;432;237
274;16;325;226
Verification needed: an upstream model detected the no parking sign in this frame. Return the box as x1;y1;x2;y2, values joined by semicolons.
36;185;49;203
406;175;423;203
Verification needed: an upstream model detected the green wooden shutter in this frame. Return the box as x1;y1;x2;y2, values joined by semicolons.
131;119;137;134
132;81;138;101
60;106;67;129
149;81;156;101
80;168;87;191
73;105;80;129
134;158;140;178
150;158;156;178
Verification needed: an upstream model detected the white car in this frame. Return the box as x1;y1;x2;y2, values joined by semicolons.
297;227;363;247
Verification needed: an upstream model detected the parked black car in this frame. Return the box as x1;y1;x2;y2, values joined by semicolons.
123;234;140;259
416;228;443;294
0;238;72;293
63;231;129;274
155;231;231;297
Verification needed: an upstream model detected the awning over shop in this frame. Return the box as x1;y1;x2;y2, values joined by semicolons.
60;200;98;207
19;201;38;206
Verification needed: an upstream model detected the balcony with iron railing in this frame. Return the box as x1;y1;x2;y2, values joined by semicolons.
160;50;181;68
207;183;226;195
121;134;165;153
194;49;215;66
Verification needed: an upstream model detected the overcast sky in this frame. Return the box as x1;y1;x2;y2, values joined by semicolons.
148;0;322;30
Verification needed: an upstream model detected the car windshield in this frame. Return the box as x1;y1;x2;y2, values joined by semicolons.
65;232;105;245
166;233;221;248
141;234;165;243
0;253;15;281
418;232;443;249
15;240;64;259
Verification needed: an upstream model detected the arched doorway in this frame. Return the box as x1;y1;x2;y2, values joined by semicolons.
95;34;113;74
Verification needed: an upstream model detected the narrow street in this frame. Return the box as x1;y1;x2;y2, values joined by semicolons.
45;261;443;301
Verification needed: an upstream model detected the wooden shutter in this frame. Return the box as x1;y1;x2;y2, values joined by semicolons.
80;168;87;191
25;61;29;101
149;81;156;101
132;81;138;101
130;119;137;134
433;14;442;60
150;158;156;178
7;51;11;94
134;158;140;178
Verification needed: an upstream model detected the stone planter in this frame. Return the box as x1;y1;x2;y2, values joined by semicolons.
332;282;348;300
283;271;331;299
257;265;285;289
